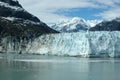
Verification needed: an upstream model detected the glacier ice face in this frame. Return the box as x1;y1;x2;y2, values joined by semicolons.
26;31;120;57
27;32;90;56
0;31;120;58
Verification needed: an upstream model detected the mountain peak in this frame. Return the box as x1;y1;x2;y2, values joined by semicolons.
51;17;101;32
71;17;85;23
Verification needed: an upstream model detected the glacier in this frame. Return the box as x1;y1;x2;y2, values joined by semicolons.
0;31;120;58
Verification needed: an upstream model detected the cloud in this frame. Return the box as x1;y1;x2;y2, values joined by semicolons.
91;0;116;6
96;8;120;20
19;0;99;10
93;0;120;20
18;0;120;24
18;0;100;24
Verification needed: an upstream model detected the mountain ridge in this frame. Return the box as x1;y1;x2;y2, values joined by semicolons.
90;17;120;31
0;0;58;38
51;17;102;32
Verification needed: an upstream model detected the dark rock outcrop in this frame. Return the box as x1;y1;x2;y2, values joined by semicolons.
0;0;58;38
89;18;120;31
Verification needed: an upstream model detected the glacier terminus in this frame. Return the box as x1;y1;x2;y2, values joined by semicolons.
0;31;120;58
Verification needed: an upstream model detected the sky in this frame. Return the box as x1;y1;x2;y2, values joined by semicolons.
18;0;120;24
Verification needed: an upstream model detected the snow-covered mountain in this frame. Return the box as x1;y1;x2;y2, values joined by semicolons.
0;0;58;38
51;17;102;32
90;17;120;31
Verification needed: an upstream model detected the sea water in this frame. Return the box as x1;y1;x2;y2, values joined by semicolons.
0;54;120;80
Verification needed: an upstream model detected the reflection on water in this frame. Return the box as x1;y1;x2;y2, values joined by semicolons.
0;54;120;80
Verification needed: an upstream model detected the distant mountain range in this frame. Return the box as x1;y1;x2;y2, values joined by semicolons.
90;17;120;31
0;0;58;38
51;17;102;32
0;0;120;39
51;17;120;32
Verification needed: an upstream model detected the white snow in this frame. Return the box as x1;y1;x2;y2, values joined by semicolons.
1;17;41;25
0;1;23;11
51;17;102;32
2;17;16;21
87;20;102;27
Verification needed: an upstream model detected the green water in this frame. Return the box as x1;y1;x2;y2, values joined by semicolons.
0;54;120;80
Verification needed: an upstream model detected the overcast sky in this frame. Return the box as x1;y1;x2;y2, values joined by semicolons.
18;0;120;24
